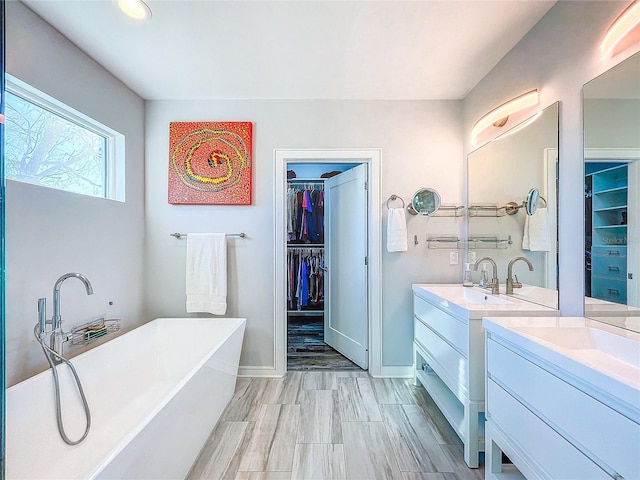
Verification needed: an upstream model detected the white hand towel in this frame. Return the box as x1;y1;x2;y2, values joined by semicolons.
186;233;227;314
387;207;408;252
522;208;550;252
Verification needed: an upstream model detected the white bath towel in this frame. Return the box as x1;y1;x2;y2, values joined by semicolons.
522;207;551;252
186;233;227;314
387;207;408;252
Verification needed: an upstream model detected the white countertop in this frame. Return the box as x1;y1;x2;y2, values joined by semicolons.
482;316;640;416
412;284;559;320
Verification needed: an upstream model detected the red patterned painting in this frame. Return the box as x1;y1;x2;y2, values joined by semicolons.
168;121;253;205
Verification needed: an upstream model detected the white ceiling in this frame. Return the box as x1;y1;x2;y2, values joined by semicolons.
20;0;556;101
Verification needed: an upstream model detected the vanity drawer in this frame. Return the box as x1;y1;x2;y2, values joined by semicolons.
414;294;468;356
592;246;627;257
592;254;627;279
591;278;627;303
487;379;609;480
487;337;640;479
414;317;468;397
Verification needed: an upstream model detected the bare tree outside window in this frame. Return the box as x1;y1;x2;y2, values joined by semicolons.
4;91;107;198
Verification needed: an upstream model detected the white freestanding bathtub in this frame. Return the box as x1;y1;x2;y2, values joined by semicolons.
6;317;246;480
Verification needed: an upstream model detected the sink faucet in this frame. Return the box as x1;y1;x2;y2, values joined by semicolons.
49;273;94;354
506;257;534;294
474;257;499;294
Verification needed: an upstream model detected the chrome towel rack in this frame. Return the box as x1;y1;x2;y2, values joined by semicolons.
386;194;405;209
170;232;246;239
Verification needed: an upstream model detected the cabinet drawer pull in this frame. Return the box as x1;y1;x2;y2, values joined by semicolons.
607;250;621;255
608;266;620;272
607;288;620;295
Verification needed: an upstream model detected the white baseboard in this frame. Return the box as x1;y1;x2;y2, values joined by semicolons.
238;365;412;378
375;365;413;378
238;365;283;378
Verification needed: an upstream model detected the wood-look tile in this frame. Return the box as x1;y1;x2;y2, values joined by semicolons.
296;390;342;443
381;404;454;473
301;371;338;390
441;445;484;480
337;376;382;422
187;422;248;480
234;472;292;480
238;404;300;472
372;378;418;405
262;372;302;404
401;473;454;480
408;384;462;446
342;421;403;480
291;444;347;480
221;378;270;422
190;372;482;480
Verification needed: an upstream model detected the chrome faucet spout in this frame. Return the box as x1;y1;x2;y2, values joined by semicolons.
51;273;94;353
506;257;534;294
474;256;499;294
52;273;93;329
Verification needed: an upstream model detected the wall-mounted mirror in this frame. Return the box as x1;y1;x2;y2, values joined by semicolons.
468;102;559;309
584;51;640;332
407;187;441;216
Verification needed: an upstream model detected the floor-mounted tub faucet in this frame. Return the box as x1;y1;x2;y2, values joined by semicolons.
506;257;534;294
35;272;94;445
474;257;499;294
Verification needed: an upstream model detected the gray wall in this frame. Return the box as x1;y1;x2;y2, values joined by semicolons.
5;1;146;386
462;0;636;316
144;99;464;370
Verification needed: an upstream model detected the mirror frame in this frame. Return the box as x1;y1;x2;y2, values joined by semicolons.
408;187;441;216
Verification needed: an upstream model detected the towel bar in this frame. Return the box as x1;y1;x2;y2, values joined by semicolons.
170;232;246;239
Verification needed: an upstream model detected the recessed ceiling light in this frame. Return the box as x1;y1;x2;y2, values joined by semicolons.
118;0;152;20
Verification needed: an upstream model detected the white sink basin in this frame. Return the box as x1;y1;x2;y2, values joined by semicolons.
461;288;512;305
512;326;640;367
411;284;558;320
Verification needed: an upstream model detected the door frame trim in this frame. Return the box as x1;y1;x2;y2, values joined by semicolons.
273;149;382;377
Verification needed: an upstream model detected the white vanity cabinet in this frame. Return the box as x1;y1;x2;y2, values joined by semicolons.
411;284;558;468
483;317;640;480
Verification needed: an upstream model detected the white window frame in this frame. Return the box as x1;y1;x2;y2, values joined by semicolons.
5;74;125;201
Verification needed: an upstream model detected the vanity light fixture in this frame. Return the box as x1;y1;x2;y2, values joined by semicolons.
118;0;152;20
471;89;539;147
601;0;640;58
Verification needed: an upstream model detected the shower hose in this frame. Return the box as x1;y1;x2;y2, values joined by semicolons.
33;324;91;445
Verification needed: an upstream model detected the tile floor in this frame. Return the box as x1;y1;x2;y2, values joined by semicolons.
188;371;484;480
287;316;362;371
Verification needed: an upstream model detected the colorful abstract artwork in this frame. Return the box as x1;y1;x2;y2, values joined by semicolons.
168;121;253;205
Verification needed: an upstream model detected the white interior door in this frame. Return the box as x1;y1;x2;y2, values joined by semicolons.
324;163;368;369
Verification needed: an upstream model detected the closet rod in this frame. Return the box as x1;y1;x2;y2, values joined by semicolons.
288;244;324;248
170;232;246;239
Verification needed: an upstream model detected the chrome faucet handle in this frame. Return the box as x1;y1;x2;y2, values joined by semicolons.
487;278;500;295
38;298;48;335
512;274;522;289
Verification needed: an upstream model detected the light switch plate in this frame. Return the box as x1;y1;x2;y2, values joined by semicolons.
468;251;477;263
449;251;459;265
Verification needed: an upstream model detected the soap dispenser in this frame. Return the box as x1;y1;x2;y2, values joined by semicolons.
462;263;473;287
479;262;489;288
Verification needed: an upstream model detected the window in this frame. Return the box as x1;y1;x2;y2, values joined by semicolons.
4;76;125;200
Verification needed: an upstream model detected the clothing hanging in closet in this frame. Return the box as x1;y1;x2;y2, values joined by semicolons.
287;185;324;243
287;248;324;310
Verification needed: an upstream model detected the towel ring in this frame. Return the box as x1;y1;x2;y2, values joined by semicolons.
386;195;405;209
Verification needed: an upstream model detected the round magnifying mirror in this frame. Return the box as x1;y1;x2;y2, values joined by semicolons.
407;188;441;216
525;187;540;216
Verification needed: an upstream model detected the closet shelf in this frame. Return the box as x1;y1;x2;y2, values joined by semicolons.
287;244;325;248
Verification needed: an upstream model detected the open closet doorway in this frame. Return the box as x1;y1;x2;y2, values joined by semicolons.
274;150;382;377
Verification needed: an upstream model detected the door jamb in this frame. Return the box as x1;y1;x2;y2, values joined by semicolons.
273;149;382;377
